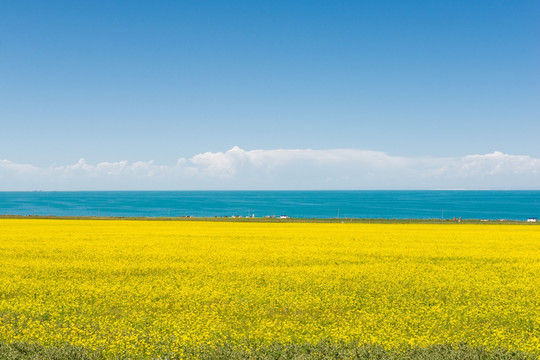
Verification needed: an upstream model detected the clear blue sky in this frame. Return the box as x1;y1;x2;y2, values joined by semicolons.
1;1;539;189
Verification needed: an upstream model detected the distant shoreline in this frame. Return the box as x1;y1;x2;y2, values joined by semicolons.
0;214;537;224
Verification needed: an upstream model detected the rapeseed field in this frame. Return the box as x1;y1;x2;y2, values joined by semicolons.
0;219;538;359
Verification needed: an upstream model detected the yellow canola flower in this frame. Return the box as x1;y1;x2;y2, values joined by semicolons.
0;219;539;358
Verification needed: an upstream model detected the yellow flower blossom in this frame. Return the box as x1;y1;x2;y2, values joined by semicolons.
0;219;538;358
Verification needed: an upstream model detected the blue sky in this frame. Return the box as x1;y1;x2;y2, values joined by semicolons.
1;1;539;190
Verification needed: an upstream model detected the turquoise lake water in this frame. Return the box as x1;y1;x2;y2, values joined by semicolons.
0;191;539;220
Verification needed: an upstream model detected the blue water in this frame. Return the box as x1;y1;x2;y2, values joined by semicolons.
0;191;539;220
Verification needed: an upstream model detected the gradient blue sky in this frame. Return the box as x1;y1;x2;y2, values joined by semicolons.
1;1;539;190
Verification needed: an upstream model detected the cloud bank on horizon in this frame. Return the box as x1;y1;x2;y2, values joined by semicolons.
1;147;539;190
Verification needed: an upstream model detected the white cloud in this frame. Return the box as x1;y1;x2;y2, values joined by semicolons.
1;148;540;190
0;159;41;175
458;151;540;176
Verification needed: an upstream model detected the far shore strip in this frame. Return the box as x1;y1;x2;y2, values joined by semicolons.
0;215;537;224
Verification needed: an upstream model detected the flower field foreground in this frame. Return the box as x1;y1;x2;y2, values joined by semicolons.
0;219;539;359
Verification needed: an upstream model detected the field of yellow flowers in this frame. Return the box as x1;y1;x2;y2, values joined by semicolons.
0;219;539;358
